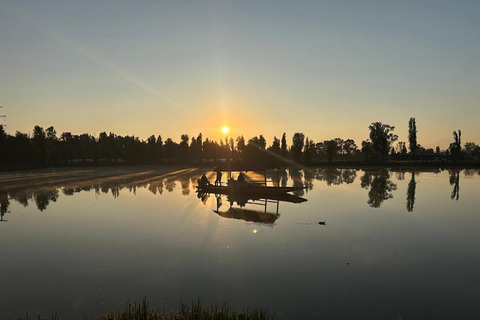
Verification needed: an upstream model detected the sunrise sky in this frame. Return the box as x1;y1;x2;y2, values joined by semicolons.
1;1;479;149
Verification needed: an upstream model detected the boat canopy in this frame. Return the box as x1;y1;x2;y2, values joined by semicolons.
213;161;280;172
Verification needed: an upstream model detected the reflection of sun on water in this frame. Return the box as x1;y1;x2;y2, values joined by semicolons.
222;126;229;134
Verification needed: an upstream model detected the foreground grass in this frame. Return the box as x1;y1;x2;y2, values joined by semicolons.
7;298;274;320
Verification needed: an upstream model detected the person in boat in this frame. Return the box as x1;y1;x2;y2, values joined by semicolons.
198;173;210;186
237;172;247;188
227;177;236;188
215;170;223;186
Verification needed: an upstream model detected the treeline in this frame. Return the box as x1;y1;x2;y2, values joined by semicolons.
0;118;479;170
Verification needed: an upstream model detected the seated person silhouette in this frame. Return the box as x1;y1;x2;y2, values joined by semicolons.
227;177;236;188
237;172;247;188
198;174;210;186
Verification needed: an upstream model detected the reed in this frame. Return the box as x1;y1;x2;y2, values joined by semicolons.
6;298;274;320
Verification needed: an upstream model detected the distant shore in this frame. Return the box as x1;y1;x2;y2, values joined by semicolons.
1;160;479;172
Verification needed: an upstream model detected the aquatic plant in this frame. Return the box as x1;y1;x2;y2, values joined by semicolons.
6;298;274;320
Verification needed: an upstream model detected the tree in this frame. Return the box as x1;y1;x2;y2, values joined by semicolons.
396;141;407;154
179;134;189;162
322;139;341;163
361;140;373;161
164;138;176;162
156;135;163;163
303;137;315;164
449;130;462;163
291;132;305;162
147;135;157;164
464;142;476;158
32;125;47;166
281;133;287;156
236;136;245;159
342;139;357;161
408;117;417;159
368;122;398;160
268;136;281;155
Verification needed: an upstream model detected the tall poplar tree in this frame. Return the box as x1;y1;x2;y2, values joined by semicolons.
408;117;417;159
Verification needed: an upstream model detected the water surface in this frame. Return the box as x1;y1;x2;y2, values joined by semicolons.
1;166;479;319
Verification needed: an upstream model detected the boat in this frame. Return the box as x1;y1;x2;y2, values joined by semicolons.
197;161;306;196
196;184;305;196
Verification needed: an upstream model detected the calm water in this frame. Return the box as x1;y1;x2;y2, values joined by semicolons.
1;166;479;319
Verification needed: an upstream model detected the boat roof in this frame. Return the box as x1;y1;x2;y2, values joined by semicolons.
213;161;280;172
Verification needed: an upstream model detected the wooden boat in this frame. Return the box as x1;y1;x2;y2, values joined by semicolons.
196;184;304;196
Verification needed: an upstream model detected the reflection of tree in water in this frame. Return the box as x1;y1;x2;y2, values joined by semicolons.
289;168;305;197
303;169;315;191
1;168;202;214
367;172;397;208
148;180;165;195
180;177;190;195
34;189;59;211
315;168;357;186
0;191;10;221
464;169;475;177
111;187;120;198
341;169;357;184
395;171;405;181
406;172;416;212
10;190;31;207
360;172;373;189
279;169;288;187
449;170;460;201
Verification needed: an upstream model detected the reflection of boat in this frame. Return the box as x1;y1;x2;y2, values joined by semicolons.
207;192;306;226
215;207;279;224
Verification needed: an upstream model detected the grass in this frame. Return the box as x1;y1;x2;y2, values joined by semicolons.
6;298;275;320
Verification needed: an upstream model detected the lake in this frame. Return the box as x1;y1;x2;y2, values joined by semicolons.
1;166;479;319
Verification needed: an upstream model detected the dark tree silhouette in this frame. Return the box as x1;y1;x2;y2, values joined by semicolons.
303;137;315;164
321;139;342;163
342;139;357;161
236;136;245;160
408;118;417;159
449;130;462;163
156;135;163;163
291;133;305;163
369;122;398;160
32;125;47;166
179;134;189;162
361;140;373;161
281;133;287;157
268;136;281;155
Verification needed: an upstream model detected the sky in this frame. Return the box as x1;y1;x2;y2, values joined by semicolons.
1;0;479;149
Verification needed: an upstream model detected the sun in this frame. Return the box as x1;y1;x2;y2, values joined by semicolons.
222;126;229;134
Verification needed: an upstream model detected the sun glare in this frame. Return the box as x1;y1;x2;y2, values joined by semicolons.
222;126;229;134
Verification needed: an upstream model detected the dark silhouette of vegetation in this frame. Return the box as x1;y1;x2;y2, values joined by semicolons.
291;133;305;163
408;118;417;159
0;119;478;171
7;297;275;320
369;122;398;160
449;130;462;163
